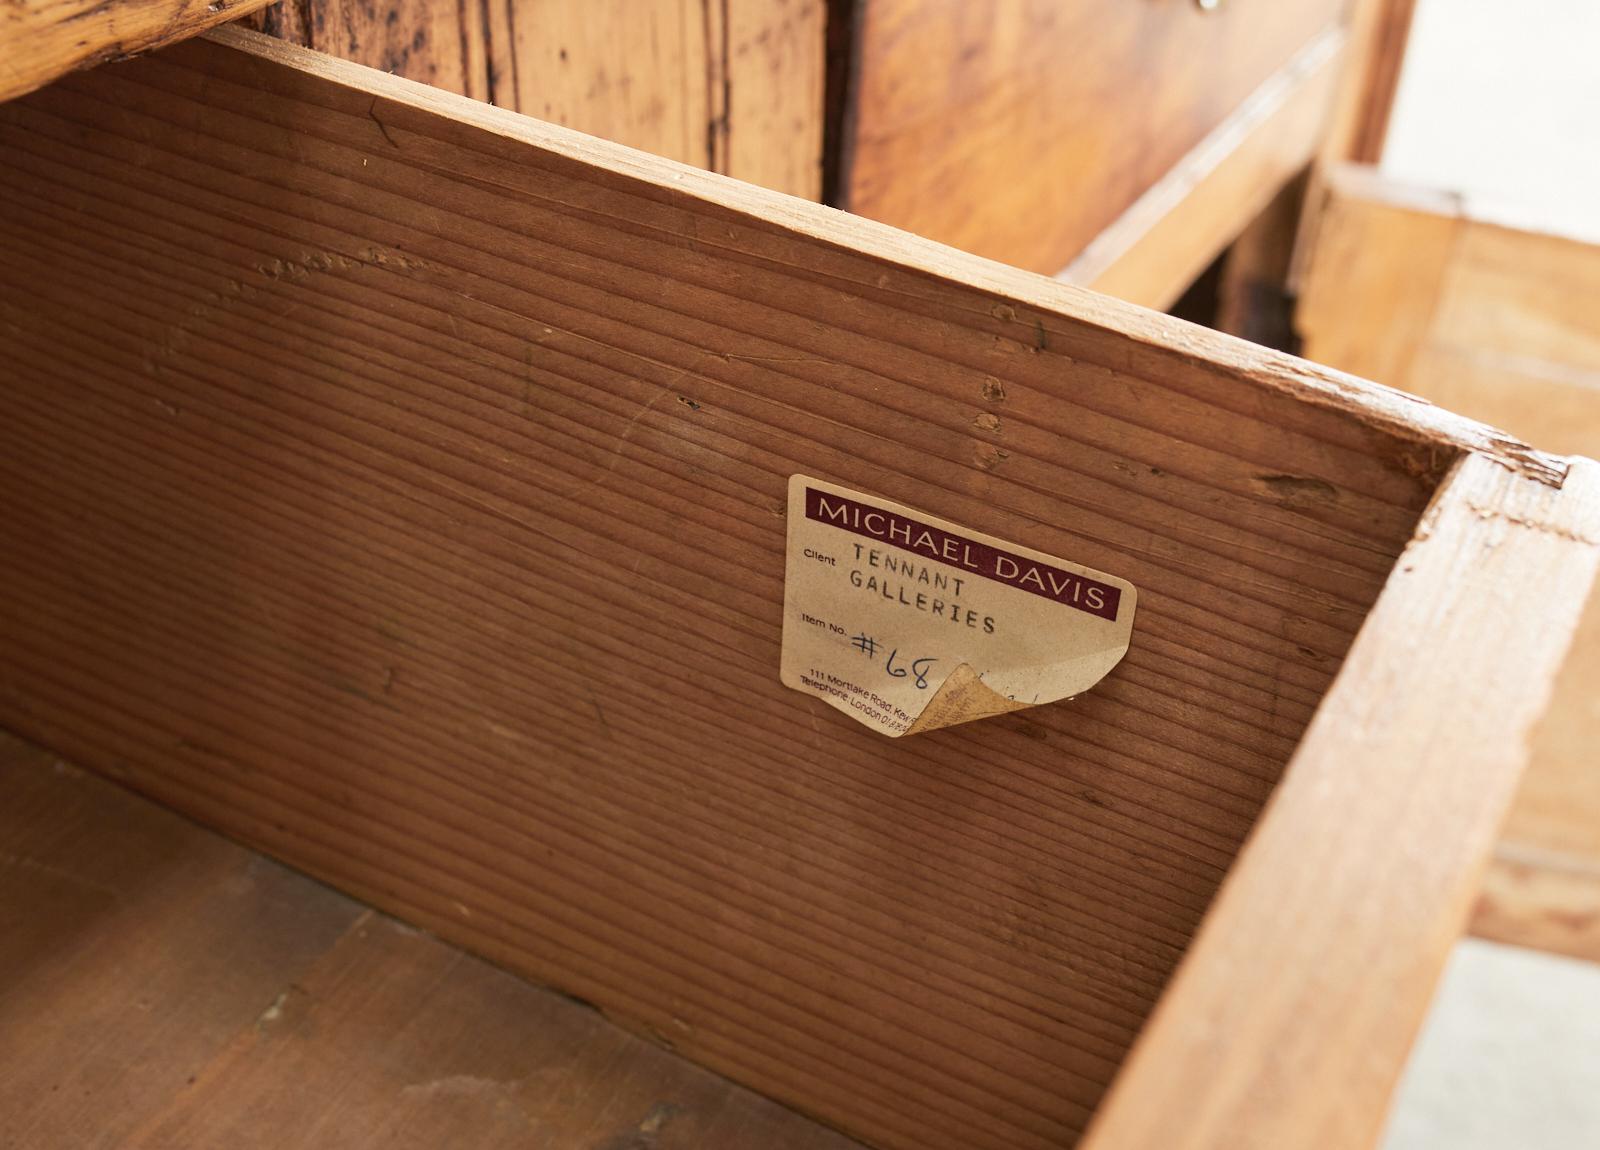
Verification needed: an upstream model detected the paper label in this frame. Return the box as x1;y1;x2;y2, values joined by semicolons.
779;476;1136;736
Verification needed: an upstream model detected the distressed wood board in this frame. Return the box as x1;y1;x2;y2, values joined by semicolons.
1079;453;1600;1150
244;0;825;199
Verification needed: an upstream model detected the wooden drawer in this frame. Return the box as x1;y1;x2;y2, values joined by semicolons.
838;0;1346;289
1;30;1596;1150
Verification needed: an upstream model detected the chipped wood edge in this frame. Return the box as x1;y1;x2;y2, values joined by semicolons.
1078;452;1600;1150
188;25;1567;489
0;0;275;104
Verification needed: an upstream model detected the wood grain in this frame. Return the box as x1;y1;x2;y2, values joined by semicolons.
1298;166;1600;962
838;0;1342;275
1299;169;1600;401
1079;453;1600;1150
0;730;363;1148
1501;582;1600;869
1285;0;1415;304
0;728;867;1150
248;0;493;102
490;1;709;166
0;0;273;102
0;32;1563;1150
244;0;825;198
126;914;868;1150
724;0;825;200
1058;26;1344;311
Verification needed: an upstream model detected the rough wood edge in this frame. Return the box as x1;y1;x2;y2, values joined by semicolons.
1057;25;1344;312
0;0;275;103
1078;452;1600;1150
180;25;1567;489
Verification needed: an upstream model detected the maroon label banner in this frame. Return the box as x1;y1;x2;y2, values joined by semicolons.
805;487;1121;621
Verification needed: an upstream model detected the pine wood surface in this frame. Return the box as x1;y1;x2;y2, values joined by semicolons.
0;33;1570;1150
1079;453;1600;1150
245;0;825;199
0;729;865;1150
837;0;1343;276
1298;165;1600;963
0;0;273;102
